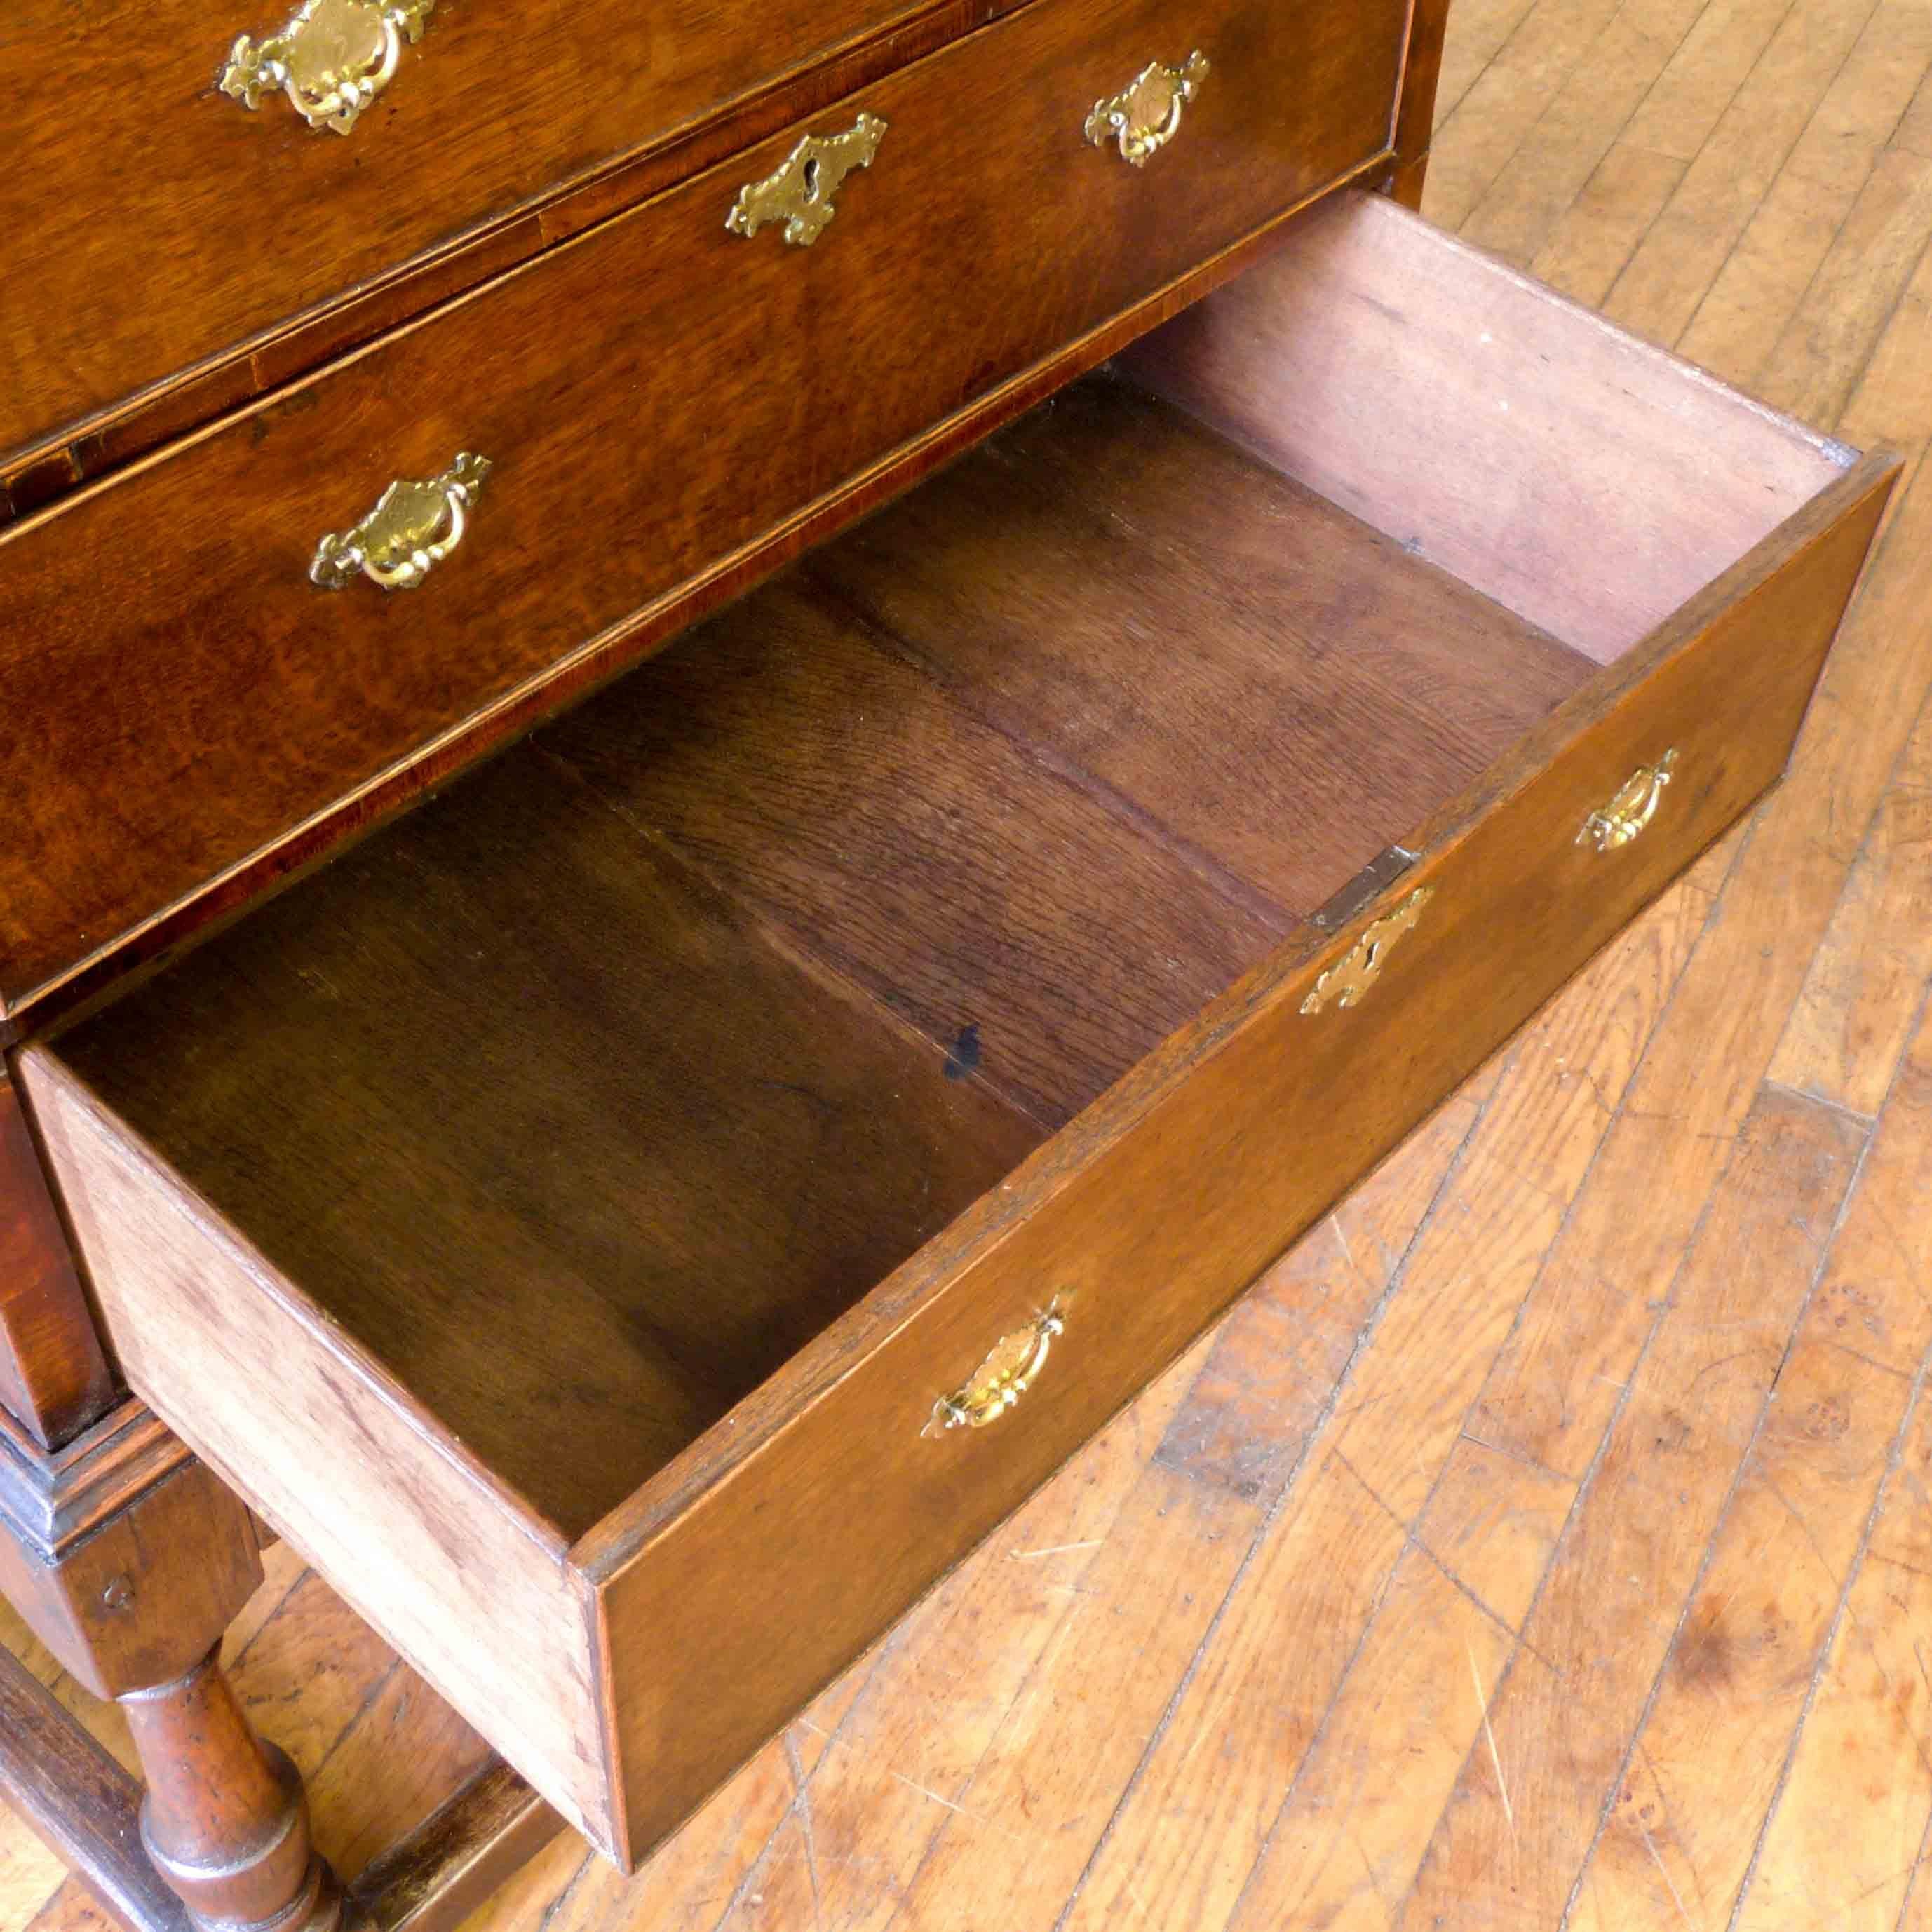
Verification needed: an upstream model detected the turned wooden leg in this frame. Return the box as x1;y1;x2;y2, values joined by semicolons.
0;1068;340;1931
122;1649;342;1932
0;1400;342;1932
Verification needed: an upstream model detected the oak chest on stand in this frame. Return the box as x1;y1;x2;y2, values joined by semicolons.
0;1;1899;1924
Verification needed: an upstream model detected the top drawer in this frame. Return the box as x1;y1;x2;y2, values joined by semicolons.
0;0;1008;495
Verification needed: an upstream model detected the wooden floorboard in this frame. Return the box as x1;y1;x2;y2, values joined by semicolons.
8;2;1932;1926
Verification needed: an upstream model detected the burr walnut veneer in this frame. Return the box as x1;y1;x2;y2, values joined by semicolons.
0;1;1899;1926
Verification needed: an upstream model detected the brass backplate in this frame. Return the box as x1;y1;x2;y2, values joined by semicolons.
725;114;888;247
221;0;433;133
1300;886;1434;1015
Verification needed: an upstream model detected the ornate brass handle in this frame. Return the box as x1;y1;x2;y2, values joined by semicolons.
924;1301;1065;1436
1578;750;1679;853
726;114;888;247
221;0;433;134
1085;52;1210;166
311;452;490;591
1300;886;1433;1015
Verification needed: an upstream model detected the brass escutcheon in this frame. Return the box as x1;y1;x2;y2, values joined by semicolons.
924;1300;1066;1436
726;113;888;248
1299;886;1434;1015
1085;51;1210;166
311;452;490;591
221;0;433;133
1578;749;1680;853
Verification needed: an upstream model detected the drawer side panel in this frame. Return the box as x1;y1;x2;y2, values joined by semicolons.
17;1059;618;1860
589;454;1896;1867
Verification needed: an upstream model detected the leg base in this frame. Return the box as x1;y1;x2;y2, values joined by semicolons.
1;1643;562;1932
137;1744;343;1932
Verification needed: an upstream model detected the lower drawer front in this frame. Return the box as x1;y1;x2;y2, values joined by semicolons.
0;0;1406;1021
584;461;1893;1863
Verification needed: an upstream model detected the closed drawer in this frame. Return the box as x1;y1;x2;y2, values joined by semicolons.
2;0;1001;485
0;0;1406;1024
22;194;1896;1869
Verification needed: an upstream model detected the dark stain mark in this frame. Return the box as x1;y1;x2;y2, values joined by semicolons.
944;1022;981;1081
1674;1600;1740;1690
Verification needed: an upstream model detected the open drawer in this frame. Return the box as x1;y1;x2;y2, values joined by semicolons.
20;192;1897;1868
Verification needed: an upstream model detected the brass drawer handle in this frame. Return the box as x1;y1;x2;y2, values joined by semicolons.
924;1300;1065;1436
221;0;433;133
1085;51;1210;167
311;452;490;592
1579;750;1679;853
726;114;889;248
1300;886;1433;1015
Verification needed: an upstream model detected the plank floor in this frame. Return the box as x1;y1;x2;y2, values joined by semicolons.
9;2;1932;1926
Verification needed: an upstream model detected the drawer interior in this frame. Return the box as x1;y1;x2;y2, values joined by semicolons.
43;193;1857;1545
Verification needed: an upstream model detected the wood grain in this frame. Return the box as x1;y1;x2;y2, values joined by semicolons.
1735;1393;1932;1932
0;1651;189;1932
534;572;1290;1131
1457;0;1704;269
1388;0;1452;195
1404;1084;1867;1931
799;374;1593;917
350;1767;559;1932
583;458;1892;1867
9;9;1931;1929
21;1062;616;1858
1569;1324;1916;1931
541;378;1591;1122
1600;0;1879;349
18;216;1892;1879
1769;689;1932;1115
1468;450;1932;1489
36;738;1039;1534
1067;877;1707;1932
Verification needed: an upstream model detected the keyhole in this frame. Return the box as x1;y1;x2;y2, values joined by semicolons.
802;156;822;199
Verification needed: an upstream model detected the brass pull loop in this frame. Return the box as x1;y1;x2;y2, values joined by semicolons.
726;114;888;247
311;452;490;592
221;0;433;133
925;1301;1066;1436
1085;52;1210;166
1300;886;1433;1016
1579;750;1679;853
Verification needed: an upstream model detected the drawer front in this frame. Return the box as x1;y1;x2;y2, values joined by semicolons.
584;456;1895;1866
0;0;1405;1020
1;0;987;473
